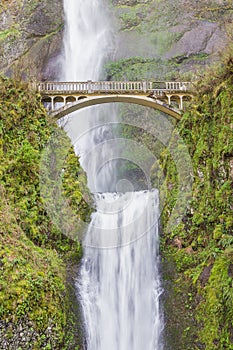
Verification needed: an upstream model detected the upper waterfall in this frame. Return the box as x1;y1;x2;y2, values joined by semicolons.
61;0;117;193
62;0;114;81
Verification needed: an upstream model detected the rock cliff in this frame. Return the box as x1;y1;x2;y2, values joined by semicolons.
110;0;232;78
1;0;232;80
0;0;63;80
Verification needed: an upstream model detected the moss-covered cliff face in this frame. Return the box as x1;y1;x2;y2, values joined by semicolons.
0;0;63;80
0;76;91;349
158;53;233;350
108;0;233;79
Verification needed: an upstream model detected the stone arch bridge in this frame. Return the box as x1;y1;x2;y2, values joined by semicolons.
35;80;193;120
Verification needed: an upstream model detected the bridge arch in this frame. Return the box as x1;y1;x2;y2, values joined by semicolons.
66;96;76;103
48;94;183;120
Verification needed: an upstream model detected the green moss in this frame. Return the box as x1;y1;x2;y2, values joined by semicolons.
0;28;20;41
0;76;91;348
0;207;65;329
159;51;233;348
196;255;233;349
150;31;183;56
119;11;141;30
213;224;223;240
104;56;179;80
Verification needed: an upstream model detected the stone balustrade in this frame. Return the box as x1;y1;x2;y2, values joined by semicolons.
35;80;192;94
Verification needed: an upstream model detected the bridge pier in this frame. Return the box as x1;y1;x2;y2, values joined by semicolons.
179;95;184;110
167;95;171;106
165;94;189;110
51;96;55;110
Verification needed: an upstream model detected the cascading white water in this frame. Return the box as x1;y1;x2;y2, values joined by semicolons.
63;0;113;81
62;0;163;349
62;0;117;193
79;190;163;350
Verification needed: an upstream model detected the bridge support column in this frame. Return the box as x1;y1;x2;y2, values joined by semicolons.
51;96;55;110
167;95;171;106
179;95;184;110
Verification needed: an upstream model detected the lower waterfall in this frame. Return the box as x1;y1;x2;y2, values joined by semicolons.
78;190;163;350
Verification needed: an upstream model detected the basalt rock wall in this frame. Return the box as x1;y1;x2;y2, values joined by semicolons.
0;0;64;80
1;0;232;80
110;0;232;79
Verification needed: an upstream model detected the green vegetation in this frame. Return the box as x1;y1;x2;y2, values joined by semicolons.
114;0;233;33
0;76;91;348
159;52;233;349
0;28;20;41
105;56;189;81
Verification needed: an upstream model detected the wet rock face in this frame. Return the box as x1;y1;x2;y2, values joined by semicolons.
113;0;231;73
0;0;64;80
0;0;232;80
165;21;227;60
112;0;151;4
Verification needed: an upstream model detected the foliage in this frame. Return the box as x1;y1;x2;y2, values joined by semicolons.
104;56;184;81
0;76;91;348
159;51;233;349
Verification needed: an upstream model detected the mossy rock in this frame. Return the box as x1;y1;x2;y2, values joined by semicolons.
0;76;91;349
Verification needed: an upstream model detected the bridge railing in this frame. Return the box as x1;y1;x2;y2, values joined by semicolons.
36;81;192;94
165;81;192;91
36;81;146;93
36;82;90;92
90;81;144;91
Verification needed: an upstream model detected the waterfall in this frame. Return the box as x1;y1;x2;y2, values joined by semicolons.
62;0;117;192
63;0;113;81
79;191;163;350
61;0;163;349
